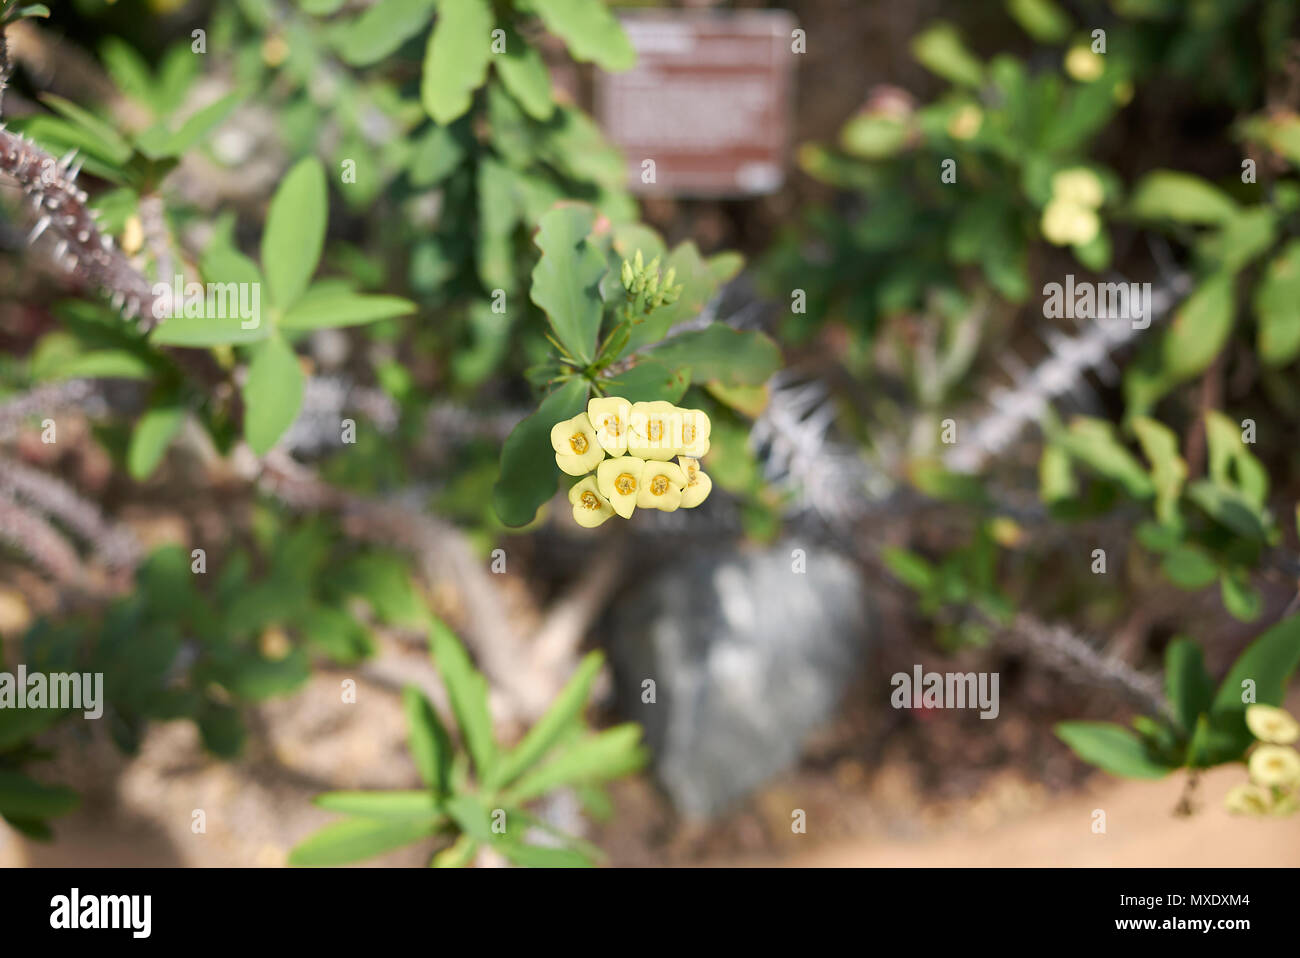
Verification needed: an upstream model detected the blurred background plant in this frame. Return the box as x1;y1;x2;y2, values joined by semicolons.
2;0;1300;866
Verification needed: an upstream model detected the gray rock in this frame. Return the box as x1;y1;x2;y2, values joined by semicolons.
608;541;870;819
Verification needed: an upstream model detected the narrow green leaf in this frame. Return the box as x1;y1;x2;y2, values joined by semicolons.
261;157;327;310
280;289;416;329
403;685;454;795
1054;722;1174;779
127;403;185;479
910;22;983;87
242;334;305;456
1164;638;1214;733
313;790;442;820
428;620;498;782
1208;613;1300;757
494;652;604;788
1159;272;1235;383
289;816;437;866
442;793;495;843
497;841;592;868
506;723;647;803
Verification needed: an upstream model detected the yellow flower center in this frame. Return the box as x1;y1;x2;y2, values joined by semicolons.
650;475;669;495
686;468;698;487
569;433;588;454
682;423;696;445
648;420;663;443
580;491;600;510
604;415;621;437
615;473;637;495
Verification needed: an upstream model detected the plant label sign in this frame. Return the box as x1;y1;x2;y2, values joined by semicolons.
594;10;798;198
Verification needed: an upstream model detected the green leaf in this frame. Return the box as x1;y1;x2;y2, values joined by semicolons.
1185;480;1269;543
1219;570;1263;622
403;685;454;795
428;620;498;782
1038;443;1078;503
242;334;305;456
1160;272;1235;384
288;817;438;866
602;360;690;404
299;605;374;662
530;206;608;365
1204;410;1267;507
38;93;133;164
136;93;240;159
492;377;591;527
1206;613;1300;757
1006;0;1071;42
441;793;496;843
495;24;554;120
493;652;603;789
1159;546;1218;590
910;22;983;88
0;771;80;820
1058;417;1154;498
334;554;427;628
335;0;435;67
1164;638;1214;733
881;547;938;594
1255;240;1300;366
643;326;781;388
1130;171;1239;225
1198;206;1276;274
1054;722;1174;779
51;350;153;380
280;288;416;329
127;402;185;479
313;790;443;820
408;121;468;187
505;723;647;803
498;841;592;868
262;157;327;310
1131;416;1185;525
531;0;636;72
420;0;493;124
149;246;269;346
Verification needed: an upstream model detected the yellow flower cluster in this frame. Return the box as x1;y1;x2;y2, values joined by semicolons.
1041;167;1104;247
1224;704;1300;817
550;398;713;528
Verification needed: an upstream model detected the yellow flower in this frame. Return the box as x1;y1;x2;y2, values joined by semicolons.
946;104;983;141
1248;745;1300;789
1246;705;1300;745
587;396;632;457
597;457;645;519
637;460;687;512
550;413;604;476
1041;198;1100;246
627;401;679;461
1224;783;1272;816
678;456;713;509
1051;168;1104;209
1064;46;1104;82
568;476;614;528
674;407;711;458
